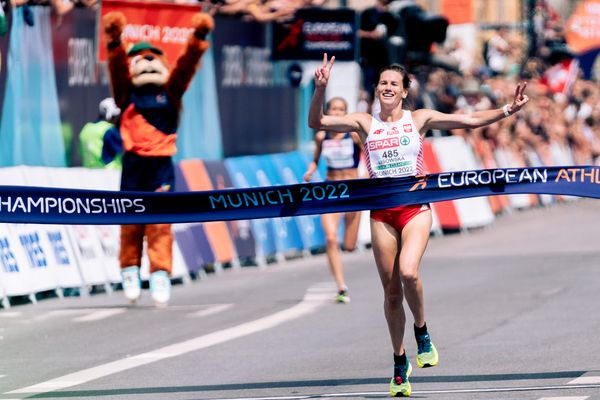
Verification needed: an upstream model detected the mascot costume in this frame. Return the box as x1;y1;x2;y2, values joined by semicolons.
103;10;213;306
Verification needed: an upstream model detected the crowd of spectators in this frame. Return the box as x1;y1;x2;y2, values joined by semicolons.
198;0;327;22
8;0;327;26
412;68;600;169
429;4;600;178
8;0;600;174
353;0;600;179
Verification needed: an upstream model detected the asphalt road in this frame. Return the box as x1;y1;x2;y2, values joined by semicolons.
1;199;599;400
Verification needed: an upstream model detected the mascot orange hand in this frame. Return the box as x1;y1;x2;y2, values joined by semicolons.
103;11;126;43
192;13;214;40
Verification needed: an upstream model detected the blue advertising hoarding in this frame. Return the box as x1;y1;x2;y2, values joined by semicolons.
212;15;298;157
224;156;277;263
203;160;257;262
269;152;325;250
254;154;305;254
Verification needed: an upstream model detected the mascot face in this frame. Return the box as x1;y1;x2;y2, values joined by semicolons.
128;43;169;87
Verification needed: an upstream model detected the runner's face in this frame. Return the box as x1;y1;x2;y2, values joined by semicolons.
327;99;347;116
376;70;407;108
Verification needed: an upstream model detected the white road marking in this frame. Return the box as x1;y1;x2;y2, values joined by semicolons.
224;397;312;400
223;397;312;400
0;312;22;318
73;308;127;322
212;384;600;400
415;385;600;394
568;376;600;384
0;375;6;378
538;397;589;400
32;310;83;321
6;284;331;395
187;303;233;318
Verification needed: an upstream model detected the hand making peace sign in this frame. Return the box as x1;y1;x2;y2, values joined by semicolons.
507;81;530;114
314;53;335;88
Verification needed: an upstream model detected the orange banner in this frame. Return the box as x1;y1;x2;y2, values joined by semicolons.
566;0;600;54
97;0;201;63
441;0;473;25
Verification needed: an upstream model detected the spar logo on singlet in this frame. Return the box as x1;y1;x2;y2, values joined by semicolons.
368;137;400;151
400;136;410;145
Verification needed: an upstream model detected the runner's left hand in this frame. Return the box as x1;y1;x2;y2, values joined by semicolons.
508;82;529;114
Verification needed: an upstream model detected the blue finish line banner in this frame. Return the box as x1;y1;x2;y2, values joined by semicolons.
1;166;600;225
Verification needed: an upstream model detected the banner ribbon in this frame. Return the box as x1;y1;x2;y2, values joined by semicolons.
1;166;599;225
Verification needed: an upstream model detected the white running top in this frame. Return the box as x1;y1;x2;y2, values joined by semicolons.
363;111;424;178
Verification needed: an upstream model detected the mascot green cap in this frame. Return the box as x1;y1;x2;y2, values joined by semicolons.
127;41;164;56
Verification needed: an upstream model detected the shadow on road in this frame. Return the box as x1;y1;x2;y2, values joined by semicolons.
22;370;587;398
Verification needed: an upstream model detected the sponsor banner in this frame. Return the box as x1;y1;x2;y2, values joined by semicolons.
423;141;459;230
212;15;297;157
0;168;68;293
97;0;201;63
173;167;213;273
225;156;278;261
20;166;119;286
178;159;236;264
203;160;257;260
0;0;12;118
1;166;600;225
11;224;62;293
430;136;494;228
225;156;285;257
566;0;600;54
0;224;34;298
174;164;216;269
494;148;539;209
174;224;216;274
94;225;122;284
66;225;110;286
21;167;112;286
271;8;357;61
270;152;325;250
40;226;82;289
255;154;304;253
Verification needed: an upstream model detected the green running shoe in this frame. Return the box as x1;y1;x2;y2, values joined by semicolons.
415;333;438;368
390;359;412;397
335;289;350;303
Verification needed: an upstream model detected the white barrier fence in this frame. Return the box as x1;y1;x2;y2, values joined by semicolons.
0;166;189;308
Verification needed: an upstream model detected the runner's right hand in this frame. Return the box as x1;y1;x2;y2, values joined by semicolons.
314;53;335;88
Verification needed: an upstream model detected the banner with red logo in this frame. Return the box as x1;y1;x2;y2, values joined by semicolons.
565;0;600;54
97;0;201;63
271;8;357;61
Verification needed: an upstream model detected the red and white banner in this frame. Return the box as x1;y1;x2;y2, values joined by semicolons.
97;0;202;63
565;0;600;54
540;58;579;95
